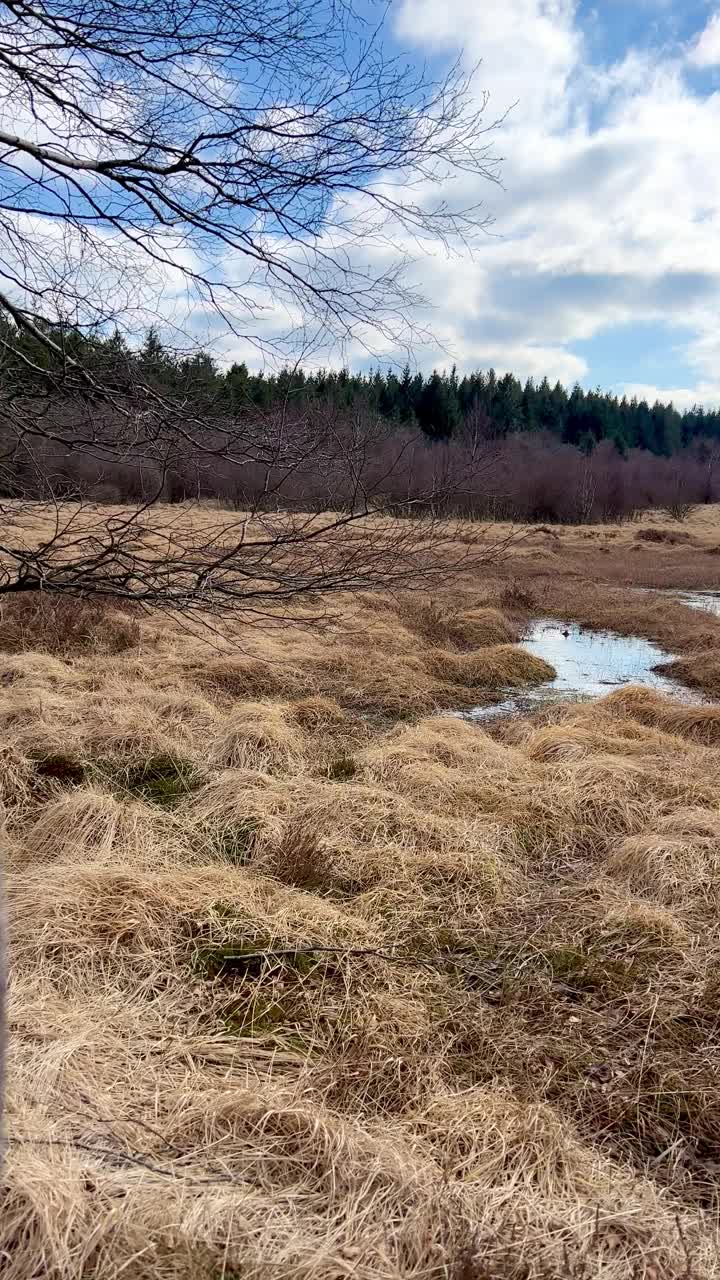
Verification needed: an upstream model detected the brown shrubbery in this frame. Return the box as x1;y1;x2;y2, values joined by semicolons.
0;592;140;655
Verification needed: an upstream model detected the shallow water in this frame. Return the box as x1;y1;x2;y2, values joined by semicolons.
668;589;720;617
465;619;694;721
633;586;720;618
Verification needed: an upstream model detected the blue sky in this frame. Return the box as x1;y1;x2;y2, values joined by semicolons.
4;0;718;409
351;0;720;408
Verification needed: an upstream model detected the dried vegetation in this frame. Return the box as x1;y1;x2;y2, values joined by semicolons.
4;505;720;1278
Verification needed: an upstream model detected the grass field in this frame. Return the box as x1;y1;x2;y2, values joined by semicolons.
3;503;720;1278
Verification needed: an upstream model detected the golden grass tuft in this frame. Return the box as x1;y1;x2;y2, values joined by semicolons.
209;701;305;773
602;683;720;743
432;643;555;689
0;650;84;689
522;715;689;763
608;828;720;903
15;785;210;871
600;897;691;946
655;804;720;836
290;694;348;727
189;654;306;701
401;598;521;648
308;646;441;716
659;648;720;698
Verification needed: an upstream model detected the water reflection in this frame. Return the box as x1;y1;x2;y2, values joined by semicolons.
465;620;694;721
669;590;720;617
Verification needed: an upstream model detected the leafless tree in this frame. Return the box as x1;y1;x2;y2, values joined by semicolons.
0;0;504;613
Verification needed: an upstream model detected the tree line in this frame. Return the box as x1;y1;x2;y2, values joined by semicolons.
2;319;719;523
225;361;719;457
144;329;718;457
4;320;718;457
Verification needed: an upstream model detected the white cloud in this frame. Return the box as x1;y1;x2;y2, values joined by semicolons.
395;0;581;127
688;12;720;67
622;383;720;412
355;0;719;404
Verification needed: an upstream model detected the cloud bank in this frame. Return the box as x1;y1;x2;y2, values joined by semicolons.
378;0;720;407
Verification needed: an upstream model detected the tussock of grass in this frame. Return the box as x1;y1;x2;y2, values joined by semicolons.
290;695;347;727
191;655;305;701
0;651;83;689
17;785;210;871
308;646;440;716
431;644;555;689
402;598;521;648
634;527;693;544
210;701;305;773
609;830;720;903
521;715;688;762
603;684;720;743
658;648;720;698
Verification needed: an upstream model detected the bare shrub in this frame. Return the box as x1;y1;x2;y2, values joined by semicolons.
665;501;696;523
501;581;537;611
0;593;140;655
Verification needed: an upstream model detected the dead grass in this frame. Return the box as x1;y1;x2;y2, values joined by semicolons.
402;598;521;649
7;503;720;1279
603;684;720;744
658;649;720;698
634;527;694;545
14;784;211;871
434;644;555;689
609;829;720;903
0;592;141;656
209;701;305;773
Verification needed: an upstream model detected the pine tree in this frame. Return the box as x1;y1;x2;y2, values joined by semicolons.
417;371;461;439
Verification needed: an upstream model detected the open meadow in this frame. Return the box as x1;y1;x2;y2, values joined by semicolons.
4;503;720;1278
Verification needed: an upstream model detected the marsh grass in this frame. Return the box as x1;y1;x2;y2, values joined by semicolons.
116;753;203;805
6;503;720;1279
0;591;141;655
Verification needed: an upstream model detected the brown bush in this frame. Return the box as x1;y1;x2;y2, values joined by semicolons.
633;527;693;545
0;592;140;656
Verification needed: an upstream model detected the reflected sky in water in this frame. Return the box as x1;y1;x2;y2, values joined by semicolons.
466;620;696;721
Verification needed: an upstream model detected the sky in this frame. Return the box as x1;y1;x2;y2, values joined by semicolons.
365;0;720;408
4;0;719;411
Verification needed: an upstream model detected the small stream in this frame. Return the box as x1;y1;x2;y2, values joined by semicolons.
465;619;695;721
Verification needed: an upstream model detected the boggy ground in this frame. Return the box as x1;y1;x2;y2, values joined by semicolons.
3;505;720;1279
